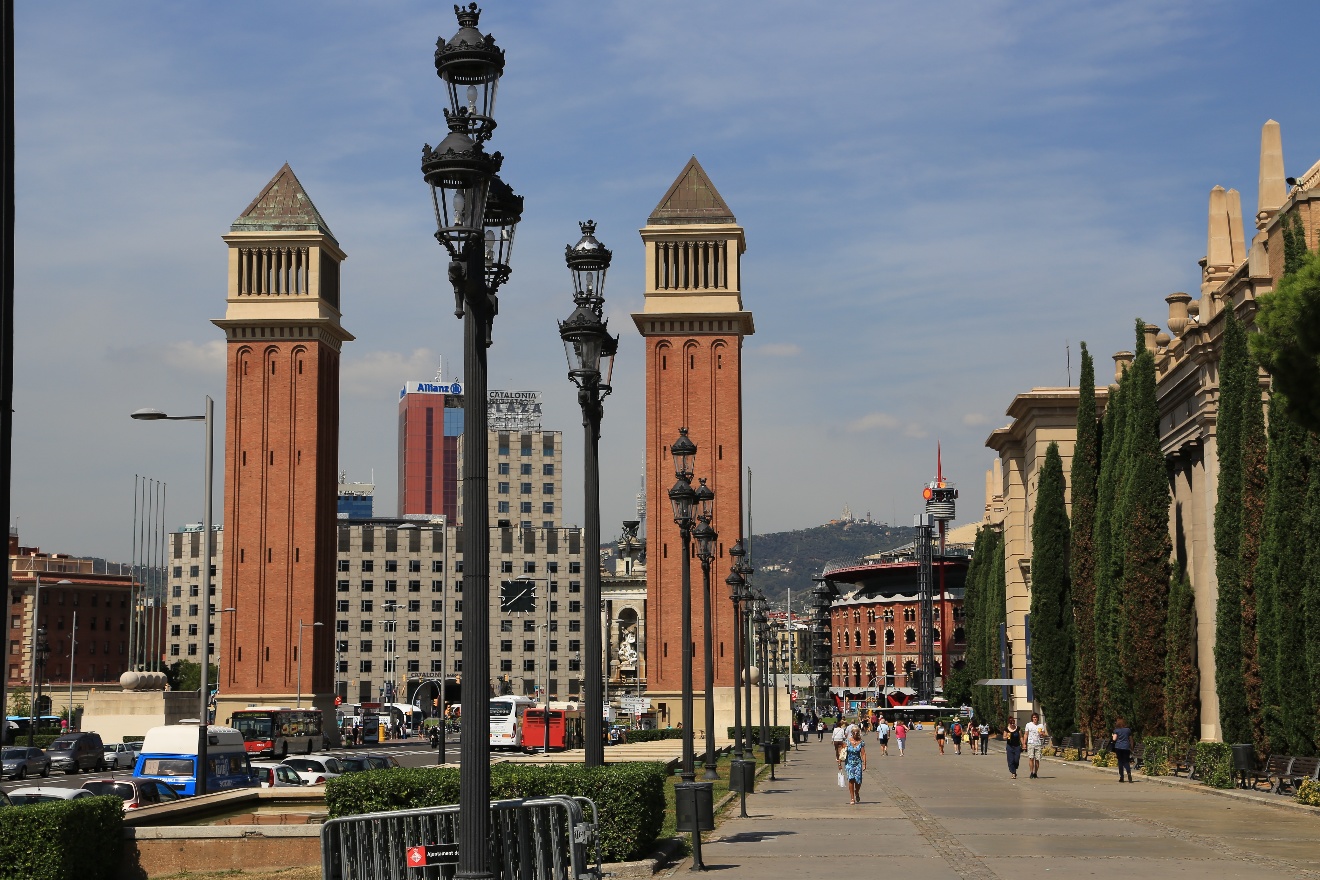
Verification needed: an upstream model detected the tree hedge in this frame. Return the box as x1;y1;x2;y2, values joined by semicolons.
325;762;668;863
1251;215;1320;433
1094;367;1129;730
1030;442;1074;734
0;795;123;880
1070;342;1103;742
1238;346;1268;753
1162;567;1199;747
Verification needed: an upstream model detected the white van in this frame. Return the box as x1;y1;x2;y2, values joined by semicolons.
134;724;256;796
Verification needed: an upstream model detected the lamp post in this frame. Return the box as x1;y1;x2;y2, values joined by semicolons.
131;395;214;793
692;481;718;782
559;220;617;768
422;7;520;875
668;428;707;871
27;573;70;747
725;547;751;818
296;620;323;708
733;552;754;762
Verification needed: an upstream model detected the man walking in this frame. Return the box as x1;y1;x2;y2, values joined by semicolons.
951;719;963;755
978;721;990;755
876;718;890;756
1024;712;1048;779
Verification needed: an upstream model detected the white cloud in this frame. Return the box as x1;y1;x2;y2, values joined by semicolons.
755;342;801;357
962;413;990;427
341;349;440;399
847;412;900;433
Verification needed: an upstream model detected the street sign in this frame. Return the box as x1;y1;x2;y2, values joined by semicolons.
406;844;460;868
619;696;651;713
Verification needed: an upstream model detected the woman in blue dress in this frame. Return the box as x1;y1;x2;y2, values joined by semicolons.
839;728;868;804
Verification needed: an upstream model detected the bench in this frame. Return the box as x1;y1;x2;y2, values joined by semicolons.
1280;755;1320;794
1170;746;1197;779
1130;740;1145;768
1248;754;1294;793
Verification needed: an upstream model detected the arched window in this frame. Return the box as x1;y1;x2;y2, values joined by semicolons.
904;660;916;675
904;628;916;645
868;629;877;647
842;631;850;648
855;630;862;649
933;660;942;676
853;662;862;688
932;627;942;643
954;627;966;643
885;629;895;646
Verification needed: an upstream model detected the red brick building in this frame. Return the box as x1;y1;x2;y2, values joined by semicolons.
397;379;463;521
633;158;754;717
212;165;352;732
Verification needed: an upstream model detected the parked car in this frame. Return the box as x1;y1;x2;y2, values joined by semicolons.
249;760;308;788
103;743;136;770
45;732;105;774
1;746;51;780
280;755;344;785
81;778;182;810
7;786;94;805
337;753;401;773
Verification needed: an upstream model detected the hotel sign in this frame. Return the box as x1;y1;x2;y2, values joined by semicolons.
489;390;542;431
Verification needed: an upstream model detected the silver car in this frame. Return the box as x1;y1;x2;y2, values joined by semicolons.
7;786;94;805
103;743;136;770
1;747;51;781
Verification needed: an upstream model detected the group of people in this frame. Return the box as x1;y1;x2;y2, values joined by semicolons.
932;719;991;755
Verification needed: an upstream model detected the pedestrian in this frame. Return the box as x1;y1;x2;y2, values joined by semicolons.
978;721;990;755
876;718;891;756
1005;717;1022;778
800;719;810;745
1024;712;1048;779
839;727;867;805
1112;717;1134;783
951;720;963;755
935;720;947;755
817;719;826;742
895;719;907;756
832;720;848;760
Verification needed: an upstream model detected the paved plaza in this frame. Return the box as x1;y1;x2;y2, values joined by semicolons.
674;734;1320;879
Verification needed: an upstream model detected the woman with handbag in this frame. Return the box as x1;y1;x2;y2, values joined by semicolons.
1005;717;1023;779
838;727;867;804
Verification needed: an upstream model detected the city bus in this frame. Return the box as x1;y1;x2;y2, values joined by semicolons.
522;705;584;752
229;707;326;758
488;696;536;749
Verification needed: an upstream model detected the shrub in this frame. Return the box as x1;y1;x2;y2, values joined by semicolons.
726;726;791;745
1062;748;1080;761
1142;736;1173;776
325;762;668;863
1091;751;1115;767
1296;778;1320;807
621;729;683;743
0;795;122;880
1195;741;1234;789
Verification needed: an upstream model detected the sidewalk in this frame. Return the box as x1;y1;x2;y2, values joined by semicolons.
671;731;1320;879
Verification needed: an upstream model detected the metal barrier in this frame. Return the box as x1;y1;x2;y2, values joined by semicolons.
321;796;600;880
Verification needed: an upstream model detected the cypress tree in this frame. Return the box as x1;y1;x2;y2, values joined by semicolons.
1070;343;1103;742
1214;309;1250;743
991;531;1008;730
1030;443;1075;733
965;526;998;726
1238;349;1267;751
1163;566;1199;746
1277;434;1318;755
1094;364;1130;729
1304;436;1320;754
1118;321;1171;736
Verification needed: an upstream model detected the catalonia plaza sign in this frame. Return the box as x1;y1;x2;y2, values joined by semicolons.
488;389;542;431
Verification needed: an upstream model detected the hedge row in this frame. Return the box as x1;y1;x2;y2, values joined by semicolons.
726;726;792;745
0;796;122;880
1194;741;1234;789
619;728;682;743
325;762;668;863
1141;736;1174;776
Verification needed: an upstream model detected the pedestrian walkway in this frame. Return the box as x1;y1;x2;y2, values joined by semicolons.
678;731;1320;879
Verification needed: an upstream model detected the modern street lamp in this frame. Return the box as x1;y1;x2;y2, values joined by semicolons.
27;572;70;746
692;480;718;782
296;620;323;708
725;545;751;817
668;428;709;870
559;219;617;767
131;396;214;794
422;7;520;876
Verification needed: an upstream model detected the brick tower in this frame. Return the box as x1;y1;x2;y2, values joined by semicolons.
212;165;353;736
633;157;754;729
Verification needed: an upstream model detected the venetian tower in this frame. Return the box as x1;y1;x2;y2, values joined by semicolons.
633;158;757;729
212;165;353;737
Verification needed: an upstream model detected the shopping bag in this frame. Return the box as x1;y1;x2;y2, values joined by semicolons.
837;771;845;788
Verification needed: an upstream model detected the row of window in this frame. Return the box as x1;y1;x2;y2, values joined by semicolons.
497;462;555;476
835;627;966;648
344;659;459;674
171;565;217;579
337;559;442;573
332;617;583;634
496;501;556;515
171;585;217;598
496;482;556;496
838;606;968;624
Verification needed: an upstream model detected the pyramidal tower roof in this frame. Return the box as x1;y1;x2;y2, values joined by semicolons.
230;163;336;241
648;156;736;225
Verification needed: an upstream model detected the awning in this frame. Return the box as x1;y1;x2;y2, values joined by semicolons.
974;678;1026;686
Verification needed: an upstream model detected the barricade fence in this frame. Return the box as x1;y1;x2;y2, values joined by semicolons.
320;795;600;880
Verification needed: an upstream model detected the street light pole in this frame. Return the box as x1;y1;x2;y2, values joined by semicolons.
423;8;520;877
296;620;322;708
131;394;213;792
559;220;617;768
725;547;750;818
692;481;718;782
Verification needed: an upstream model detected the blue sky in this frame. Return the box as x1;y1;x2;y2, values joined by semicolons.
12;0;1320;560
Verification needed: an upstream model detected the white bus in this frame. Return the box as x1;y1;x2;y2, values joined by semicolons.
489;696;536;749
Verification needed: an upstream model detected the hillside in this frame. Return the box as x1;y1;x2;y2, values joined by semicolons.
747;520;920;607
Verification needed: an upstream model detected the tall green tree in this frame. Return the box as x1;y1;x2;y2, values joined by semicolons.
1251;215;1320;432
1238;348;1268;751
1304;436;1320;754
1070;343;1103;742
1163;566;1199;746
1030;442;1075;733
1094;364;1130;728
965;526;995;725
1277;434;1319;755
1118;322;1172;736
991;531;1008;730
1214;309;1251;744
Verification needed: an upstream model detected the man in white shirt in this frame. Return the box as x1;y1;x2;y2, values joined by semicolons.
1024;712;1048;779
831;720;847;760
977;721;990;755
876;719;891;755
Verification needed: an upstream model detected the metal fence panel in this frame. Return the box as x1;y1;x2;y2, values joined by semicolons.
321;796;599;880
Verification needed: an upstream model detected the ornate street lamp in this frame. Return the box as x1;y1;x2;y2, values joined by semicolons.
692;482;717;782
753;592;776;780
668;428;709;870
732;548;754;764
560;220;618;768
422;7;520;878
725;548;753;816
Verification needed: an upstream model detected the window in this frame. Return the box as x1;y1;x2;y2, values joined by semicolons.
407;640;420;652
453;620;462;632
498;462;510;475
190;565;200;577
523;620;536;632
170;625;180;637
455;642;463;654
501;560;514;573
188;604;199;617
550;601;558;613
407;660;420;673
430;659;444;672
568;600;581;613
171;585;182;598
454;600;463;613
407;620;420;632
869;630;877;646
170;644;180;656
497;501;510;514
336;620;349;632
520;482;532;494
500;659;513;672
500;640;513;652
186;643;197;656
885;629;895;646
569;562;581;574
547;562;558;574
187;623;198;636
522;561;536;574
542;483;554;495
568;639;581;652
500;620;513;632
337;600;349;613
543;464;554;476
383;580;397;592
520;463;532;475
361;560;374;572
904;628;916;645
542;502;555;514
430;600;442;612
498;482;510;494
569;620;581;632
360;620;373;632
431;619;443;632
360;640;373;652
523;640;536;652
407;600;421;612
336;639;349;652
568;657;580;671
360;600;373;613
337;579;350;593
338;660;349;673
523;659;536;671
406;560;421;574
520;502;532;514
337;559;350;572
360;660;373;673
172;566;182;578
569;581;581;593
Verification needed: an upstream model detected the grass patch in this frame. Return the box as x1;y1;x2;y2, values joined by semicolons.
659;748;770;857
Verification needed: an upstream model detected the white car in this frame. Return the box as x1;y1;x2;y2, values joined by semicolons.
103;743;137;770
280;755;344;785
8;786;95;805
250;760;308;788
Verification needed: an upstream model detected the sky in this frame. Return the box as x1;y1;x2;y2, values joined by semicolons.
11;0;1320;562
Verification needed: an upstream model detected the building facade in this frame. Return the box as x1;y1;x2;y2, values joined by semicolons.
397;378;463;521
633;157;754;726
164;525;224;665
212;164;351;734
